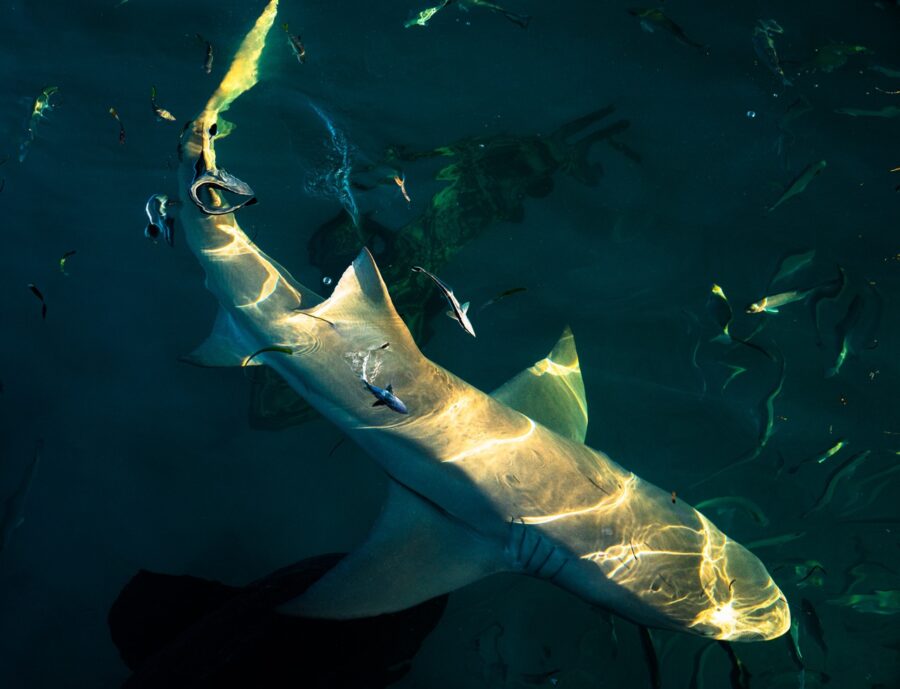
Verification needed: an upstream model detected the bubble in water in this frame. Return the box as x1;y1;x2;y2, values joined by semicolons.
322;276;333;286
746;110;757;119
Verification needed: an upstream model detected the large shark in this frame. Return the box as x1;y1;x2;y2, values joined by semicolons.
175;0;789;642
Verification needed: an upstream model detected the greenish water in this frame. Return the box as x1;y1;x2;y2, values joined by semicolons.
1;1;898;687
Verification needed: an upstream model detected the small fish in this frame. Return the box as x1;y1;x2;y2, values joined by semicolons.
467;0;531;29
826;294;863;377
393;173;411;204
695;496;770;527
412;266;476;337
479;286;527;313
282;23;306;63
801;43;868;73
706;283;732;343
363;379;409;414
19;86;59;162
0;440;42;555
827;590;900;615
242;345;294;367
405;0;452;28
752;19;791;86
144;194;176;247
150;85;176;122
108;107;126;144
789;438;847;474
801;450;870;518
768;248;815;288
628;7;707;52
745;288;815;314
808;267;845;346
744;531;806;550
59;250;77;275
835;105;900;118
197;34;214;74
27;283;47;320
767;160;827;213
772;560;827;589
800;599;827;658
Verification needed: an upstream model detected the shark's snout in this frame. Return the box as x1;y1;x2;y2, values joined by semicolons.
688;539;790;641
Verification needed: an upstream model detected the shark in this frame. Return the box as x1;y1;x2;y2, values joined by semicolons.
174;0;790;642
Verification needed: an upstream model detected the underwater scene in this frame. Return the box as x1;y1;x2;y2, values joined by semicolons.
1;0;898;687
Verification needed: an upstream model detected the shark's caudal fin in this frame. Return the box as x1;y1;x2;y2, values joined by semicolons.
279;480;507;619
491;326;588;443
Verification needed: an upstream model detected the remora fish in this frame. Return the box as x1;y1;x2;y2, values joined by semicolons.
197;34;214;73
363;378;409;414
282;23;305;63
412;266;476;337
628;7;707;52
145;194;176;247
752;19;791;86
746;270;839;315
0;441;42;555
767;160;826;213
173;1;790;642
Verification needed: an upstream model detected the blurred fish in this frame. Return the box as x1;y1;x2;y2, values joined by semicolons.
19;86;58;162
197;34;214;73
720;363;746;392
638;626;661;689
800;598;827;658
467;0;531;28
807;267;845;346
768;248;815;288
869;64;900;78
59;250;77;275
479;286;527;313
144;194;176;247
753;19;791;86
150;85;176;122
695;496;770;527
745;531;806;550
412;266;476;337
393;173;411;204
801;449;869;517
826;294;863;377
628;7;707;52
800;43;868;73
27;283;47;320
767;160;827;213
282;23;305;63
717;641;751;689
109;106;126;144
772;559;826;589
838;462;900;515
835;105;900;118
0;441;42;555
827;590;900;615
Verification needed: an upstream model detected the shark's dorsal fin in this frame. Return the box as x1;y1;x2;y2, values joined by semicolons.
312;249;418;349
279;480;506;618
181;307;256;367
491;326;588;443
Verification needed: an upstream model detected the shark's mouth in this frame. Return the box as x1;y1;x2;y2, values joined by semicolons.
190;157;257;216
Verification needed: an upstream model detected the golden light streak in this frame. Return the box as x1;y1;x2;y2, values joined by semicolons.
442;417;536;464
521;474;637;524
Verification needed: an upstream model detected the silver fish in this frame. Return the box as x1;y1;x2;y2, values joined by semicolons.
145;194;176;247
412;266;476;337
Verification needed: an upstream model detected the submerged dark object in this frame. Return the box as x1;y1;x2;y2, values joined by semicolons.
190;157;257;216
108;553;447;688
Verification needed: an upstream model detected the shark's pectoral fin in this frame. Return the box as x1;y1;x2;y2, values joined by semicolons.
181;307;255;367
491;326;588;443
279;481;506;619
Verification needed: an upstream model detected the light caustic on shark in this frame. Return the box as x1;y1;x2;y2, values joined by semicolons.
173;0;790;643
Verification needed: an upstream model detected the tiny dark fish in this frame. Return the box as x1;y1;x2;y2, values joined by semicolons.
27;284;47;320
479;286;527;313
197;34;214;74
629;7;707;52
717;641;752;689
283;23;306;64
638;626;661;689
109;107;126;144
59;250;77;275
800;598;827;658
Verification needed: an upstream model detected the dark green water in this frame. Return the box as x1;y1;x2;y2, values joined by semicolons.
1;1;898;687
